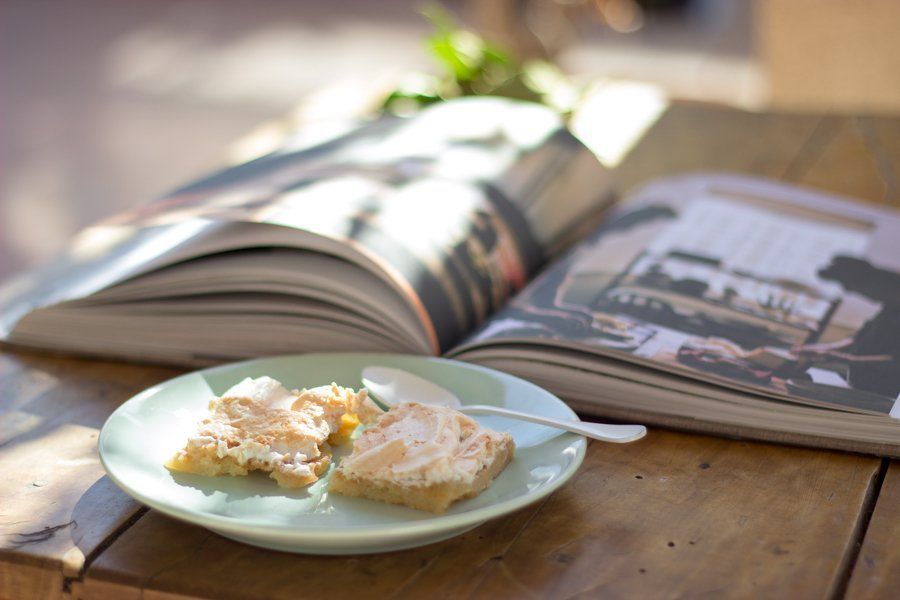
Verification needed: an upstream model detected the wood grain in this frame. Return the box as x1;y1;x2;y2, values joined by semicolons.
613;103;824;195
469;434;879;599
845;462;900;599
75;431;880;599
798;111;900;600
0;352;182;599
783;116;900;206
76;495;548;599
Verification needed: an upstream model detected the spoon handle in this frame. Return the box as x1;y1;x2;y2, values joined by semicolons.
460;405;647;443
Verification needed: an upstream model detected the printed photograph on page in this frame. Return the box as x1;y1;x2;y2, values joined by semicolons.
467;192;900;414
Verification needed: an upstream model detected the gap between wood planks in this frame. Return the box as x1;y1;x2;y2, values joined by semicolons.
828;458;889;600
777;112;893;599
780;115;842;184
60;506;148;595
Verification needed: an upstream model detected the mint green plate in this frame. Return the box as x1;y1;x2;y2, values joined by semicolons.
99;353;587;555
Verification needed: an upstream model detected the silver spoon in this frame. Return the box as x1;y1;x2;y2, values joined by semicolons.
361;366;647;443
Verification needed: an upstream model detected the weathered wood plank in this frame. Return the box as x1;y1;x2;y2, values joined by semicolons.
618;108;900;208
783;115;900;206
78;495;547;600
0;351;182;599
469;433;880;599
613;103;825;195
77;431;879;599
845;462;900;599
0;557;64;600
815;110;900;599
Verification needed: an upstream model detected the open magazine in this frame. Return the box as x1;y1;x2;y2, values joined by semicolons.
2;97;899;455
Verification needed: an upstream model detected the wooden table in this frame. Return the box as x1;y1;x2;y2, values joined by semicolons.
3;104;900;600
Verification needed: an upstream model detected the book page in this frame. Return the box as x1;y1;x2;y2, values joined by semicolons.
457;175;900;415
645;197;868;292
0;98;610;353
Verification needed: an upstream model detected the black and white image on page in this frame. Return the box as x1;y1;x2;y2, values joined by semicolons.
459;175;900;416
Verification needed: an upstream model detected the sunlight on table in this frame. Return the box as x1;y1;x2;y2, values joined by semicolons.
570;80;668;168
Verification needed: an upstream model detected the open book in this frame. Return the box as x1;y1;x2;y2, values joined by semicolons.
2;98;899;456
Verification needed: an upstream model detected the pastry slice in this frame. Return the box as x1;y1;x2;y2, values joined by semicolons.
166;376;378;488
330;402;515;513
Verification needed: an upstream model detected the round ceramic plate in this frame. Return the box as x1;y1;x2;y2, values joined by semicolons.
99;353;587;554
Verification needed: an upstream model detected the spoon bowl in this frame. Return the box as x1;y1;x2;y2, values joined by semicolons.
362;365;461;410
362;366;647;444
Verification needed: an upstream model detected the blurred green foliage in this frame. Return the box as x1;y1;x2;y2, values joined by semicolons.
382;4;579;117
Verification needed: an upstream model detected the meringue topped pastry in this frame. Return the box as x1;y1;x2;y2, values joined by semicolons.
166;376;378;488
330;402;515;513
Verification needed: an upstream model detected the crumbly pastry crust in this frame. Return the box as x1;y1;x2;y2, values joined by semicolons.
166;378;378;488
330;402;515;513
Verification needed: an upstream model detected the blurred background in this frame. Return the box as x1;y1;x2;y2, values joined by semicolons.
2;0;899;279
